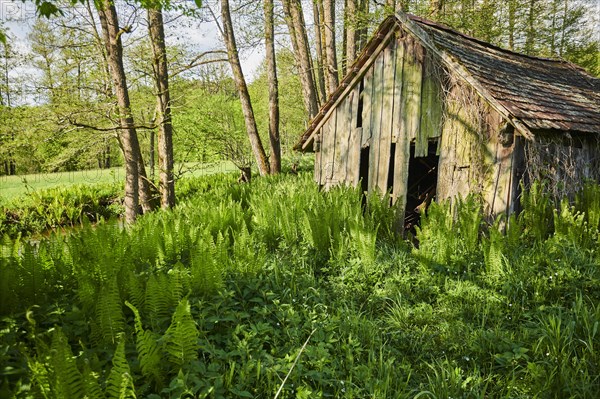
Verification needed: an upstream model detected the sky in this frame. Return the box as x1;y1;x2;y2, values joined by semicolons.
0;0;266;105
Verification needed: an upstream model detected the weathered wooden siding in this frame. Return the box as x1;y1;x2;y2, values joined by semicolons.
314;26;447;219
437;78;519;218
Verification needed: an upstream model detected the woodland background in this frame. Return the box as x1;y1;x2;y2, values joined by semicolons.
0;0;598;183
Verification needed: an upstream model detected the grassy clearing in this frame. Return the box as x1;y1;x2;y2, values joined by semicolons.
0;172;599;398
0;162;237;201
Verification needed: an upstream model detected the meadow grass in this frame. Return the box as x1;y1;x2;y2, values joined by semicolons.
0;162;237;201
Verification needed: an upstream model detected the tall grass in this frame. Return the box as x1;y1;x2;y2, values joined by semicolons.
0;172;599;398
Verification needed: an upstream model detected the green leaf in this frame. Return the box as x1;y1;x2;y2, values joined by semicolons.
37;1;62;18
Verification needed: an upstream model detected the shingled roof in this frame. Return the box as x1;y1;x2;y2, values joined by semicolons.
296;12;600;150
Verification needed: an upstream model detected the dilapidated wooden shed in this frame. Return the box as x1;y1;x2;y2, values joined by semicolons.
296;12;600;228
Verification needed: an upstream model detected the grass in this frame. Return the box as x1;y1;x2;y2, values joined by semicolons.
0;172;598;398
0;161;237;201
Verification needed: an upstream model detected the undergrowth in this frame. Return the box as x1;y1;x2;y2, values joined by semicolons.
0;172;599;398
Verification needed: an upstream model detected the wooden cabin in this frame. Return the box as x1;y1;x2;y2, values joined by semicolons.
296;12;600;227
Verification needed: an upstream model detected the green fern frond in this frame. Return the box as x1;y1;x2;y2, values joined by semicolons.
125;301;163;386
125;269;145;311
105;336;136;399
28;358;53;399
145;274;172;329
50;328;85;399
190;230;224;295
168;262;190;305
95;278;125;345
164;298;199;369
82;362;105;399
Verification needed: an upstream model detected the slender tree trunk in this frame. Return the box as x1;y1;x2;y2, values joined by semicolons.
96;1;147;222
264;0;281;174
559;0;568;57
508;0;516;50
283;0;319;118
525;0;537;54
136;154;155;213
149;129;155;180
104;142;111;168
357;0;369;52
341;0;347;73
220;0;270;176
322;0;339;96
549;0;558;55
345;0;357;74
148;7;175;208
312;0;326;103
429;0;444;18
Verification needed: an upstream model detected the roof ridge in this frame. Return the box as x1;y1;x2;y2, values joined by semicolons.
407;14;570;65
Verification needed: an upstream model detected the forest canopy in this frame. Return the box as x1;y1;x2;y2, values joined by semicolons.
1;0;597;177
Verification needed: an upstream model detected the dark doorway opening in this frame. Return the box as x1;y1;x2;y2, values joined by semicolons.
404;141;439;232
359;146;370;194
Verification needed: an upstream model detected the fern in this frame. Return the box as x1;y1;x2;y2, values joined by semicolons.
124;269;145;311
145;273;172;330
125;301;163;386
28;358;53;399
483;222;506;283
519;181;554;241
105;336;136;399
95;278;125;345
82;362;105;399
50;328;85;399
168;262;190;305
190;229;224;295
164;298;199;369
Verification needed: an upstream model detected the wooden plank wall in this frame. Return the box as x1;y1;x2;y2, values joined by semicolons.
437;79;519;219
367;50;385;193
346;88;362;186
312;24;532;221
314;27;448;221
392;32;408;208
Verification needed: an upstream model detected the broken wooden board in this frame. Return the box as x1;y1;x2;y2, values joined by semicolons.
368;50;385;194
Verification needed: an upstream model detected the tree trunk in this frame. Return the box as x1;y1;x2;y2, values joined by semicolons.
429;0;444;18
558;0;568;57
345;0;357;74
341;0;347;74
96;1;144;223
282;0;319;119
148;7;175;208
525;0;537;55
221;0;270;176
264;0;281;174
508;0;516;50
357;0;369;52
322;0;339;96
312;0;326;103
149;128;155;180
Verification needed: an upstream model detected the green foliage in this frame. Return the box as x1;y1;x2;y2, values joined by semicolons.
1;173;599;398
105;336;136;399
163;298;199;369
0;183;122;238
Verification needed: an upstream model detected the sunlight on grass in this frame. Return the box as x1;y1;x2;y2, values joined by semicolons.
0;162;237;200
